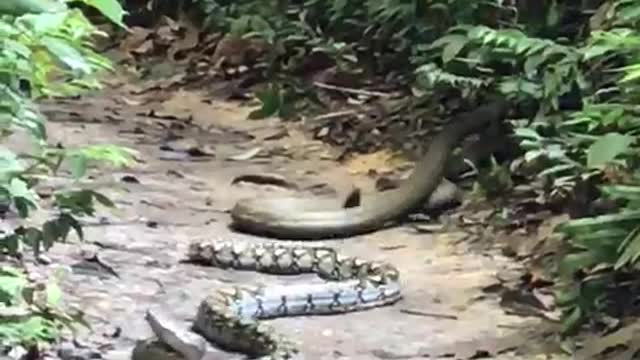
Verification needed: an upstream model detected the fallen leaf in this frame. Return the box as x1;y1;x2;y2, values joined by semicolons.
576;322;640;358
411;223;445;233
344;150;410;175
226;147;263;161
119;26;153;55
211;35;269;68
120;175;140;183
159;139;215;158
168;24;199;61
375;176;401;191
132;39;155;56
119;96;143;106
150;90;202;121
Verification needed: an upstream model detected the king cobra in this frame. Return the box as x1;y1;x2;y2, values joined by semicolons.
229;99;510;239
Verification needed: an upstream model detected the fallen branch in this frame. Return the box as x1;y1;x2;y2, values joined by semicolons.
313;81;392;98
400;308;458;320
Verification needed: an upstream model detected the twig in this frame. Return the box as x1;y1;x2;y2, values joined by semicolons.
379;245;408;251
311;110;358;121
313;81;392;98
400;308;458;320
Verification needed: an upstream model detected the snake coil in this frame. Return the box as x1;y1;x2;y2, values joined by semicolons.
230;99;510;239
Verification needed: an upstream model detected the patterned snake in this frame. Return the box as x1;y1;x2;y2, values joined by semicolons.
229;99;510;239
137;239;401;359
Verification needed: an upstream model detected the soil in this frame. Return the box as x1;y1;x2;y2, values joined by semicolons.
2;66;566;360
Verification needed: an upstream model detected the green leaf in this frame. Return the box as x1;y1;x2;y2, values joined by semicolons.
20;11;67;34
514;127;543;141
556;210;640;236
51;218;70;243
0;234;21;255
45;281;62;306
78;0;127;28
230;15;251;35
554;288;579;307
68;155;87;179
69;145;135;168
558;250;612;279
41;35;93;75
0;0;66;16
523;54;545;76
601;185;640;203
248;85;282;120
8;178;38;218
561;306;583;334
586;132;634;168
60;213;83;241
42;219;61;243
568;228;627;250
581;45;613;60
440;34;469;64
620;63;640;83
91;191;114;208
0;273;25;303
6;178;32;199
22;227;43;251
615;225;640;269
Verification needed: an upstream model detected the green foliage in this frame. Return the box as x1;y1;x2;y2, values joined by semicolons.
0;0;67;17
415;0;640;334
175;0;516;122
78;0;127;27
187;0;504;75
0;1;134;255
426;0;640;336
0;266;87;348
553;193;640;333
0;0;128;351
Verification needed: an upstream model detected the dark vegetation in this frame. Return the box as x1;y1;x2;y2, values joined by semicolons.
3;0;640;357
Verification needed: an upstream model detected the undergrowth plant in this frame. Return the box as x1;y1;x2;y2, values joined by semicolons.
402;0;640;334
420;2;640;336
176;0;514;117
1;0;129;353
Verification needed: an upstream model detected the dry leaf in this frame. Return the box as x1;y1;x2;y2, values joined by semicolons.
119;26;153;55
577;322;640;358
168;26;199;61
344;150;410;175
227;147;263;161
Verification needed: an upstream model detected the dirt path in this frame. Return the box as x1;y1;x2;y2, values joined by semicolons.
14;73;558;359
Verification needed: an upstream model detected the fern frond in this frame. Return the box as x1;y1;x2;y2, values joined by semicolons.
415;63;490;90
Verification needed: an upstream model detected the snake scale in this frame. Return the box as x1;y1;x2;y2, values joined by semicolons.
182;239;400;359
229;99;510;239
138;99;510;359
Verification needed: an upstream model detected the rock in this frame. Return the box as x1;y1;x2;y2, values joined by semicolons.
136;308;226;360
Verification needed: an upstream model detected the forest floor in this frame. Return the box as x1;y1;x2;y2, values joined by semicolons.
2;28;574;360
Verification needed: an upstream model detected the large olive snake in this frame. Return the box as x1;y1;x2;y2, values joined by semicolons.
136;99;510;359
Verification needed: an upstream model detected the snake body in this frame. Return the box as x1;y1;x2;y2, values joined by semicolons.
183;239;401;358
230;99;510;239
137;100;511;359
